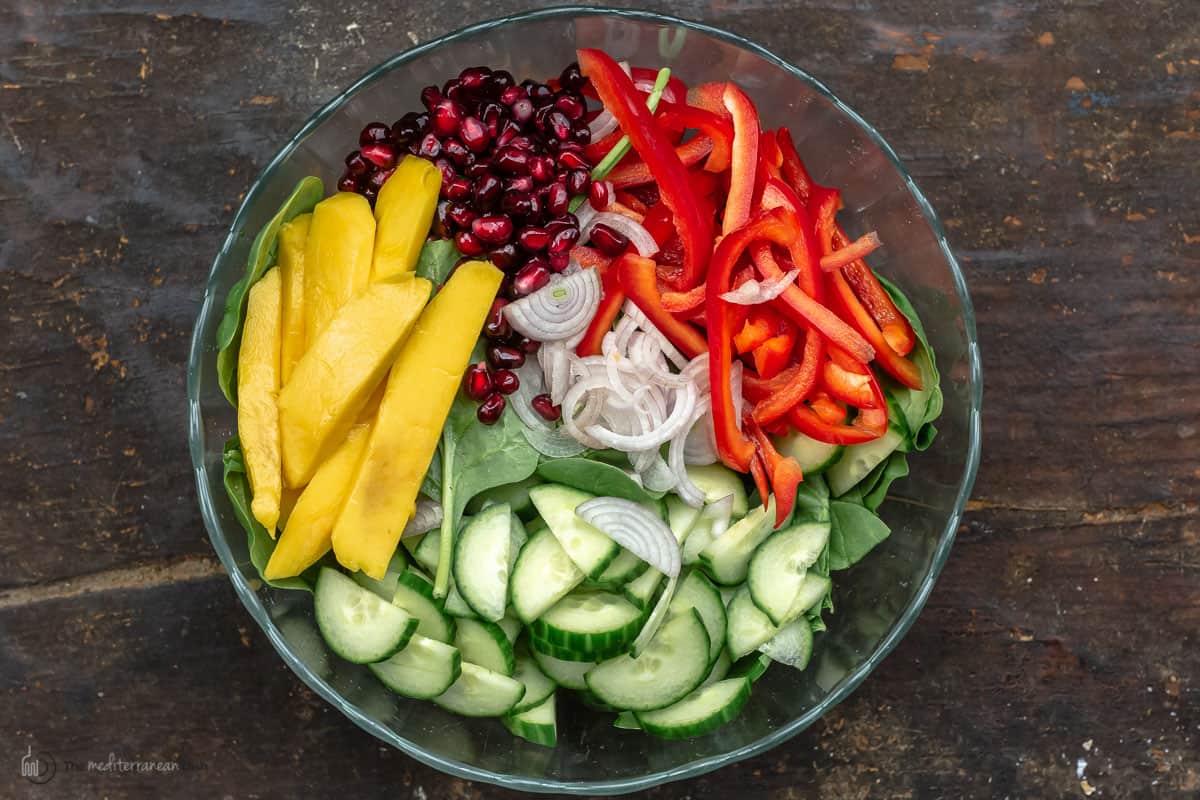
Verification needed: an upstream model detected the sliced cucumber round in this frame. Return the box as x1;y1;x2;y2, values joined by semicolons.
775;430;843;476
529;484;619;579
511;528;585;623
391;570;455;644
698;499;777;585
443;581;478;619
827;427;904;497
613;710;641;730
502;691;557;747
635;677;751;739
530;648;594;690
585;609;710;711
669;570;727;665
453;617;515;676
314;567;418;664
622;567;663;610
433;661;526;717
350;551;409;600
531;589;645;660
759;618;814;670
453;503;513;622
787;573;832;621
725;585;779;660
528;633;595;663
590;548;648;587
510;642;557;714
747;521;831;625
368;634;461;699
410;529;442;574
700;647;732;688
728;652;772;683
685;464;749;517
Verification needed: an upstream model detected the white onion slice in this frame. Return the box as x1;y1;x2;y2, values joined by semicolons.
588;108;619;140
683;406;720;466
718;269;800;305
632;572;678;656
670;407;709;507
582;211;658;258
504;267;600;342
402;498;442;538
576;497;681;577
573;199;598;235
640;453;678;493
521;424;587;458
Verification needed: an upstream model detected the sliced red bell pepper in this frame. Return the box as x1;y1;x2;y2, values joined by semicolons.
812;187;842;256
751;323;824;426
733;306;778;354
809;390;847;424
757;178;821;299
788;368;888;445
822;359;877;409
744;413;804;526
748;450;771;510
613;189;649;215
606;136;714;189
584;126;626;165
828;268;923;389
576;255;625;357
662;282;707;313
755;130;783;200
686;82;732;118
617;253;708;359
831;228;917;356
753;332;794;380
820;230;881;272
569;245;611;271
607;200;645;222
776;126;817;205
630;67;687;105
721;83;760;235
580;49;713;289
657;101;734;173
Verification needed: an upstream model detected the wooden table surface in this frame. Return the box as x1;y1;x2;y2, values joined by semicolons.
2;1;1197;797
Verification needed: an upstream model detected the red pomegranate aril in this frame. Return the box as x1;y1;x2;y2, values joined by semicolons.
431;98;464;136
495;121;520;148
337;173;360;193
392;112;424;142
510;260;552;298
361;143;396;169
517;226;550;252
480;102;505;133
571;123;592;145
510;98;535;125
363;187;378;203
484;299;511;339
447;202;478;230
560;62;586;91
508;135;535;151
515;335;540;354
548;110;573;141
487;343;526;370
434;158;456;191
566;169;590;197
531;394;562;422
459;65;492;90
476;392;506;425
548;249;570;272
500;85;527;106
530;156;555;184
466;159;492;179
460;115;490;153
554;94;585;120
345;151;370;176
434;200;451;237
417;133;442;159
505;175;535;194
442;138;471;167
488;243;520;270
472;215;514;245
589;222;629;256
589;179;612;210
455;230;485;256
495;147;531;174
414;111;431;133
368;167;396;191
463;362;494;401
473;173;502;209
546;212;579;232
420;85;442;110
493;369;520;395
446;176;472;202
547;225;580;255
545;182;569;216
557;150;588;171
529;83;554;106
501;191;536;218
359;121;391;146
492;70;516;94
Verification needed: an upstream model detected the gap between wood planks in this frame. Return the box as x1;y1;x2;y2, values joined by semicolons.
0;554;226;610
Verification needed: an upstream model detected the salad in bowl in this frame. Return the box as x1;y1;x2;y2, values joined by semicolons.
213;46;943;748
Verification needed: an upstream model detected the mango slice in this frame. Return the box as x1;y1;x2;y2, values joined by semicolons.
372;157;442;281
237;267;283;534
264;422;372;581
278;274;431;488
277;213;311;385
303;192;375;344
332;260;503;579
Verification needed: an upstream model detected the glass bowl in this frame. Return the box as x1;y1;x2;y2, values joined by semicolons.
187;7;982;794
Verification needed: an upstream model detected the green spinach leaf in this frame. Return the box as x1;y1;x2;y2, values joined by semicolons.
792;474;831;522
415;239;462;288
874;275;943;449
215;176;324;406
536;457;666;503
839;451;910;512
221;437;313;591
827;499;892;571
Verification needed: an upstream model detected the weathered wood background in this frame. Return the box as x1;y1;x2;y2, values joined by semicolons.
1;0;1197;797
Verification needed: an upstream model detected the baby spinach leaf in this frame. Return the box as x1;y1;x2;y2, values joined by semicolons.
536;457;666;503
415;239;462;288
221;437;312;591
875;275;943;448
827;500;891;571
792;474;831;523
839;451;910;512
215;176;324;406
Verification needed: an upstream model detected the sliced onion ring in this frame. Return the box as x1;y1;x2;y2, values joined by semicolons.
576;497;681;577
504;268;600;342
403;498;442;538
719;269;800;305
632;572;678;656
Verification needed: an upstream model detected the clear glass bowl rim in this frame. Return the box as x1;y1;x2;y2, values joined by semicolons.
187;6;983;794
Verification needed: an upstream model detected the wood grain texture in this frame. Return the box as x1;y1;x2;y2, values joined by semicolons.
0;0;1197;797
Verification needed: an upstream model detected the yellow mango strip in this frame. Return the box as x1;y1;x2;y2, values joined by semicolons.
277;213;311;385
278;275;431;488
372;157;442;281
237;268;284;534
333;260;503;579
264;423;372;581
303;191;375;344
278;486;303;530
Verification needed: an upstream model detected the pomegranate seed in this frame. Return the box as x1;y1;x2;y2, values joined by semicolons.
571;124;592;145
459;65;492;90
345;151;370;176
501;191;536;218
505;175;535;194
547;225;580;255
479;102;505;134
509;135;536;151
495;120;520;148
548;250;570;272
337;173;360;193
589;179;612;210
455;230;485;256
360;121;391;146
466;159;492;179
414;111;431;133
500;85;527;106
510;98;534;125
417;133;442;159
484;299;511;339
487;343;526;370
548;110;573;141
492;70;515;94
495;148;530;175
445;82;467;103
431;98;464;137
368;167;396;191
361;143;396;169
476;393;506;425
362;187;378;203
488;243;520;271
510;261;552;298
420;85;442;110
589;222;629;256
557;150;588;171
493;369;520;395
391;112;423;142
545;182;569;216
530;156;555;183
434;158;456;191
514;335;540;354
546;212;579;232
556;139;585;154
442;138;471;167
531;393;562;422
447;202;477;230
566;169;590;197
460;116;490;153
472;215;514;245
473;173;502;209
560;63;586;92
554;94;585;121
463;363;493;401
517;226;550;252
529;83;554;106
433;200;451;237
446;177;473;202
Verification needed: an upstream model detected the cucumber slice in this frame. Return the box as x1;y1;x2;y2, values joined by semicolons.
444;582;477;619
453;503;513;622
685;464;748;517
613;710;641;730
697;498;777;585
433;661;526;717
351;551;409;600
726;585;779;659
498;615;522;644
591;548;648;587
728;652;772;683
681;524;715;565
453;617;516;676
666;495;703;544
669;570;727;665
747;521;831;625
530;648;594;690
701;648;732;687
411;529;442;574
391;570;455;644
314;567;418;664
529;484;620;578
502;691;557;746
531;589;645;660
368;634;461;699
787;573;832;621
510;643;557;714
508;514;529;573
622;567;663;610
585;609;711;711
529;633;596;662
827;427;904;497
775;430;843;475
759;618;814;670
467;475;540;517
635;677;751;739
511;528;585;623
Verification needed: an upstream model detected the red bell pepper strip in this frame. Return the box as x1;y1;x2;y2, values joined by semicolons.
584;126;626;165
753;332;794;380
734;307;777;354
721;83;760;235
686;82;732;118
828;268;923;389
822;360;877;409
777;126;817;205
757;178;821;299
788;368;888;445
820;231;881;272
657;101;734;173
748;451;771;511
744;413;804;526
580;49;713;289
809;390;847;424
613;190;649;215
607;200;646;222
756;130;783;200
606;136;714;189
630;67;687;105
576;255;625;357
751;323;824;426
617;254;708;359
831;228;916;356
662;282;706;313
812;187;841;255
570;245;611;271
